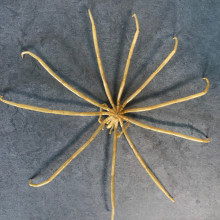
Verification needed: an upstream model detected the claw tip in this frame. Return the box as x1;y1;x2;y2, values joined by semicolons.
88;9;91;16
206;138;210;143
21;52;24;59
169;195;175;203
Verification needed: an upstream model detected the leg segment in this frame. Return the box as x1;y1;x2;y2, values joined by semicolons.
88;9;115;110
29;119;107;187
117;14;139;107
119;119;174;202
122;116;210;143
21;51;110;111
121;37;178;110
123;78;210;113
111;123;118;220
0;96;111;117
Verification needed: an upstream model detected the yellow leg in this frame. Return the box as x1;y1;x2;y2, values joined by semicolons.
88;9;115;110
122;116;210;143
0;96;111;117
119;119;174;203
121;37;178;110
29;118;107;187
21;51;110;111
117;14;139;107
123;78;210;113
111;123;118;220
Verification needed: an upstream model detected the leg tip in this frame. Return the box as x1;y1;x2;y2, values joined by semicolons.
205;138;210;143
21;51;25;59
202;77;209;82
88;9;92;18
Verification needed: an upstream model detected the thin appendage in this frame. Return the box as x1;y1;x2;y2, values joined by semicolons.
29;119;107;187
111;123;118;220
21;51;110;111
123;78;210;114
119;119;175;203
121;37;178;110
98;108;103;123
122;116;210;143
88;9;115;110
98;103;109;124
117;14;139;107
117;121;130;138
0;96;111;117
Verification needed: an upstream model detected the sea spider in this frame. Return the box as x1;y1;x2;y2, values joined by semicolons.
0;9;210;220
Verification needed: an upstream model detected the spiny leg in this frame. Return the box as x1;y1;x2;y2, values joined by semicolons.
0;96;111;117
111;123;118;220
121;37;178;110
123;78;210;113
119;119;174;202
122;116;210;143
117;14;139;107
29;118;107;187
88;9;115;110
21;51;110;111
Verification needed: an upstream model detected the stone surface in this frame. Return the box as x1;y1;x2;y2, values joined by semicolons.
0;1;220;219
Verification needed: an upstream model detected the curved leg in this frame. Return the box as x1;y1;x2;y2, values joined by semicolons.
123;78;210;113
21;51;110;111
119;119;174;202
117;14;139;107
88;9;115;110
0;96;110;117
122;116;210;143
111;123;118;220
121;37;178;110
29;119;107;187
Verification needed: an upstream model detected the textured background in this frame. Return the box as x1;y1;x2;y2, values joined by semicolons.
0;1;220;220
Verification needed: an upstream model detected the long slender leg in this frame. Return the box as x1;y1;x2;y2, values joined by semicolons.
29;118;107;187
88;9;115;110
117;14;139;107
121;37;178;110
119;119;174;202
0;96;111;117
123;78;210;113
122;116;210;143
21;51;110;111
111;122;118;220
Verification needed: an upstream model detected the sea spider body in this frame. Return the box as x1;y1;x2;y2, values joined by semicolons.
0;9;210;220
100;105;123;134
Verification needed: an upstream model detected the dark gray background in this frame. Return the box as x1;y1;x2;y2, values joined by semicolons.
0;0;220;219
